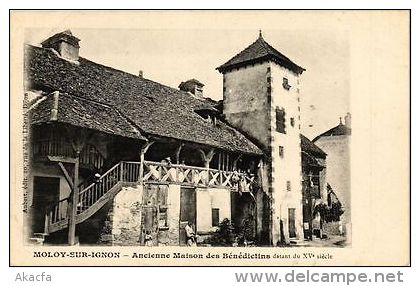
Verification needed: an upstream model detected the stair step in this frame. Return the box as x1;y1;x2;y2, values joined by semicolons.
33;233;49;239
28;237;44;245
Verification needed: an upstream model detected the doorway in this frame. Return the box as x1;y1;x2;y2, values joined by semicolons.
32;176;60;233
179;187;196;245
288;208;296;238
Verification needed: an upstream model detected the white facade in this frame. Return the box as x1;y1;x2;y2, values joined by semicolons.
315;134;351;234
269;63;304;244
222;60;304;245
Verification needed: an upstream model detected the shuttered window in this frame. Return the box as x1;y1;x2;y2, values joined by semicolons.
275;107;286;134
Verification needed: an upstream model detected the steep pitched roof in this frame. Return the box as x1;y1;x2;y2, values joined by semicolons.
313;123;351;142
300;134;327;158
25;45;262;155
217;33;305;74
30;92;145;139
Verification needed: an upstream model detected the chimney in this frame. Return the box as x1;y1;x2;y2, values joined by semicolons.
138;70;143;78
41;30;80;62
344;112;351;128
178;79;204;97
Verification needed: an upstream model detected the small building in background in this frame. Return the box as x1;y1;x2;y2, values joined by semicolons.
300;134;327;239
313;113;351;236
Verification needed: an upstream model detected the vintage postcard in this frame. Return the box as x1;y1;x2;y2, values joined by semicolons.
10;10;410;266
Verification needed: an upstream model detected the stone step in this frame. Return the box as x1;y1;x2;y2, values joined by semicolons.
28;237;44;245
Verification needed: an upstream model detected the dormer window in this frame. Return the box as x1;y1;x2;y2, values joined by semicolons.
283;77;291;90
179;79;205;97
195;107;219;126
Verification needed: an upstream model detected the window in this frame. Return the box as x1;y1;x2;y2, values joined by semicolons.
290;117;295;127
275;107;286;134
212;208;220;227
279;146;284;158
286;180;291;192
283;77;291;90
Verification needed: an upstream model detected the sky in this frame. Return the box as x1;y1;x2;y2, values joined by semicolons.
25;27;349;139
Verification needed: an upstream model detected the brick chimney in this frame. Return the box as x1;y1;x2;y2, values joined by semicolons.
41;30;80;62
178;79;204;97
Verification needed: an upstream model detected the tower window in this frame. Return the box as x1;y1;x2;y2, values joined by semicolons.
279;146;284;158
286;180;292;192
290;117;295;127
283;77;291;90
275;107;286;134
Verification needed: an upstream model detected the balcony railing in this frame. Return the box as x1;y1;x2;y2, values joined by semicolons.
143;161;254;190
33;140;105;170
45;160;255;233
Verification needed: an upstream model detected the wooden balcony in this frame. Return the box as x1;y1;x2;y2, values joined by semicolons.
32;140;105;170
45;160;255;234
143;161;254;190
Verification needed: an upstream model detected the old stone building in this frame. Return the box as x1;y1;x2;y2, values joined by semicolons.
313;113;351;236
217;31;306;245
24;30;317;247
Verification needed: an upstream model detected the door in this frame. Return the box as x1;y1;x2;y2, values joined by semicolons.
140;206;158;246
288;208;296;238
140;184;162;246
32;177;60;233
179;187;196;245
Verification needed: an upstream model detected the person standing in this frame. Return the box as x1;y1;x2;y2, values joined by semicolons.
185;221;197;246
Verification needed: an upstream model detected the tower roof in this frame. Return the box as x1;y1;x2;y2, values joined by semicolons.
312;123;351;142
217;32;305;74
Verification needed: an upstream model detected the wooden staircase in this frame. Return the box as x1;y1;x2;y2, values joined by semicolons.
44;161;141;234
42;160;254;236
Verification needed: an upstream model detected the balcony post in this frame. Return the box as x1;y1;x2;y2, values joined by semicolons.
198;149;215;186
44;206;49;234
174;143;184;164
119;162;124;182
138;141;154;182
67;150;80;246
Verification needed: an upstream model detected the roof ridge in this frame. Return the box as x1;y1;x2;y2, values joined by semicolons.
28;45;198;100
312;123;351;142
26;43;263;154
256;36;271;53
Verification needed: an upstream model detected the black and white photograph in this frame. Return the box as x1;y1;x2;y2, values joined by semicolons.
10;10;409;266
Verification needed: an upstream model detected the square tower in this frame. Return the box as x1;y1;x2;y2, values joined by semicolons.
217;32;305;245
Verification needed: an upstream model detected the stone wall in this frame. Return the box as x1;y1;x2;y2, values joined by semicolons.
98;183;182;246
110;185;143;246
270;63;304;245
196;188;231;233
223;62;271;148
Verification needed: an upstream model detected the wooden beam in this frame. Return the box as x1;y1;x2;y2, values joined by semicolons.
47;155;77;164
174;143;184;164
198;148;215;168
233;154;243;171
58;162;74;189
67;151;80;246
139;141;155;181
